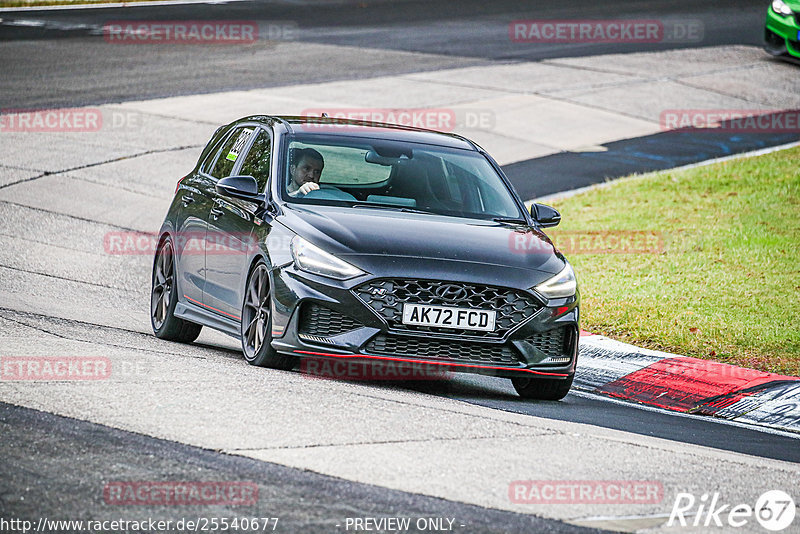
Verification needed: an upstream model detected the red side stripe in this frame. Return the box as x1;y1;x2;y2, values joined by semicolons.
183;294;241;320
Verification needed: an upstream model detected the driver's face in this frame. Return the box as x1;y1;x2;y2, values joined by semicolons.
290;157;323;186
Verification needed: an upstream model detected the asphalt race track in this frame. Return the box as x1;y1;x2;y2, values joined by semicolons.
1;1;799;533
0;0;776;108
2;402;600;533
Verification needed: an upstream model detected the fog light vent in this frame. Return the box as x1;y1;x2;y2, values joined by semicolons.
542;356;571;364
298;333;333;345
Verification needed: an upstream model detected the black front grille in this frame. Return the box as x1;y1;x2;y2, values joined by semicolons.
364;334;519;365
298;303;361;337
353;279;541;339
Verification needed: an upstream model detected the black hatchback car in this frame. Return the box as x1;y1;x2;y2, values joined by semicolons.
151;115;579;400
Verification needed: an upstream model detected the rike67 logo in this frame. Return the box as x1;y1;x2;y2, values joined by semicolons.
669;490;796;531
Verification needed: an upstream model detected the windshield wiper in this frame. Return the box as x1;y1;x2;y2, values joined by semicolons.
351;202;434;215
492;216;529;224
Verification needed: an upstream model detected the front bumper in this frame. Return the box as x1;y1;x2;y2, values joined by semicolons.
269;264;579;379
765;7;800;58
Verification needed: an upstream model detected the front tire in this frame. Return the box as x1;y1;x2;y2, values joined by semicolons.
151;237;202;343
241;262;295;370
764;29;788;56
511;374;574;401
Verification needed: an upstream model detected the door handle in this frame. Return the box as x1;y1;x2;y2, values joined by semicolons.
181;195;195;207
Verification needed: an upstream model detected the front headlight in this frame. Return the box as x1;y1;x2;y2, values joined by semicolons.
290;236;365;280
772;0;793;16
534;262;577;299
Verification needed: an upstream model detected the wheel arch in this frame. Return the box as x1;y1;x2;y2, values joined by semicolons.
152;229;173;273
242;253;271;313
153;226;180;300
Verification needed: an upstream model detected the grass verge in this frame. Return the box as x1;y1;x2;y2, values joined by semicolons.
547;145;800;376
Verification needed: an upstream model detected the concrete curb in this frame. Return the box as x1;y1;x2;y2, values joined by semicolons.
576;332;800;435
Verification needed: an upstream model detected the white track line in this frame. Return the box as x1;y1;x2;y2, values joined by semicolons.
0;0;251;13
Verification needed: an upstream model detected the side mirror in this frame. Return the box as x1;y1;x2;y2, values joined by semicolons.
530;203;561;228
216;175;263;203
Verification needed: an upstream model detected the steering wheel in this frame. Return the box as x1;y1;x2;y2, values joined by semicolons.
302;186;357;202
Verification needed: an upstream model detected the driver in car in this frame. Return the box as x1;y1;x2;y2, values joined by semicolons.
287;148;324;197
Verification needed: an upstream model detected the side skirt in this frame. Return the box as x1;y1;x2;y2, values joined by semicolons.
174;299;240;338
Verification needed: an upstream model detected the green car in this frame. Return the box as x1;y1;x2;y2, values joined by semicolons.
765;0;800;58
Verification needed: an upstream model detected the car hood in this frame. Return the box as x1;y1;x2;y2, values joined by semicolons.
278;204;565;279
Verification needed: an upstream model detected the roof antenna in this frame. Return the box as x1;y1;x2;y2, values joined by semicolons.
321;112;329;118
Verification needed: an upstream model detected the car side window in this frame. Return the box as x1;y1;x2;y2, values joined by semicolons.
209;127;255;180
198;128;226;175
238;129;271;191
201;129;236;175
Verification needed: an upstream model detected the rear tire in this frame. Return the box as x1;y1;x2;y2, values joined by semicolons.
241;262;295;370
151;238;202;343
511;374;574;401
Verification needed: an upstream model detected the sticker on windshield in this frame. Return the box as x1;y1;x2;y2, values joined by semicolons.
226;128;254;162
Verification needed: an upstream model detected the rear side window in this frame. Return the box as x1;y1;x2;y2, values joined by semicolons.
200;133;227;175
209;127;255;180
239;129;272;191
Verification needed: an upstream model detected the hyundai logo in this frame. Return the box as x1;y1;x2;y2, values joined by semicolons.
433;284;469;302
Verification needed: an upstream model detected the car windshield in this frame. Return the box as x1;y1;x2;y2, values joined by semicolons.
281;135;524;221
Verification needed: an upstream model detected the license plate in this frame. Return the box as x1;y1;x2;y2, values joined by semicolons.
402;303;496;331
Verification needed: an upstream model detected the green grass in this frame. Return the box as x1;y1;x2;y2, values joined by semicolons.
548;146;800;376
